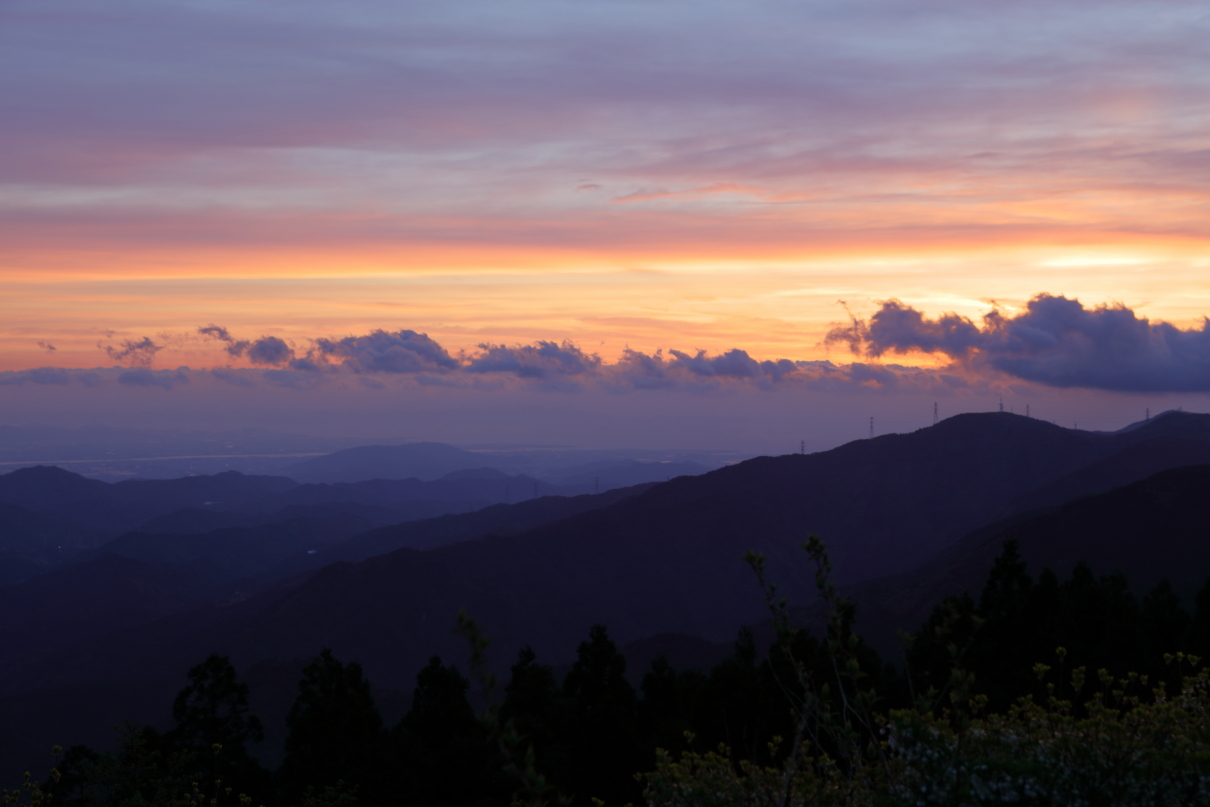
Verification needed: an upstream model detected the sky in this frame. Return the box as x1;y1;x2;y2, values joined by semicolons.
2;0;1209;450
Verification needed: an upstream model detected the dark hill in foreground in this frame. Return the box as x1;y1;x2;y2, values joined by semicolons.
319;483;659;561
0;485;662;669
7;412;1207;697
4;411;1210;777
848;462;1210;658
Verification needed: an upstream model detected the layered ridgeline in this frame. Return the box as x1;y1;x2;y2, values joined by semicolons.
0;480;658;658
2;411;1210;780
279;441;716;487
0;465;642;586
847;460;1210;656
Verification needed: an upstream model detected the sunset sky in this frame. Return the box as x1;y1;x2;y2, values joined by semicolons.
2;0;1208;448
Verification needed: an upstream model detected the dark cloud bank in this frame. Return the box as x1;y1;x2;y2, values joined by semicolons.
7;296;1210;396
827;294;1210;393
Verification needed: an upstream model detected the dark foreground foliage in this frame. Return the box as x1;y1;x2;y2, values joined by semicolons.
13;538;1210;806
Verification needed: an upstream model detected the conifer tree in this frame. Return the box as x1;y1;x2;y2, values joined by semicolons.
561;625;641;806
395;656;499;806
167;653;269;801
279;649;387;806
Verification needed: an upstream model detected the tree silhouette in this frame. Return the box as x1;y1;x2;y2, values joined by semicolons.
395;656;501;806
561;625;641;806
279;649;388;806
167;653;269;800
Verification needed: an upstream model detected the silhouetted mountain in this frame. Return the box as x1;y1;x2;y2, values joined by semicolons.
5;411;1210;776
550;459;712;489
0;465;580;579
0;425;368;482
1000;435;1210;516
9;412;1205;695
0;468;306;577
0;553;224;657
128;503;422;541
847;462;1210;658
0;512;394;659
0;480;660;700
1094;409;1187;435
0;467;298;535
319;483;658;562
95;514;380;586
0;502;108;562
0;465;110;512
281;443;489;483
440;467;512;481
0;552;44;588
246;474;559;516
281;444;720;490
133;507;252;535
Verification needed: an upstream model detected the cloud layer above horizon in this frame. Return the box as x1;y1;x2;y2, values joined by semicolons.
830;295;1210;393
3;0;1210;375
5;295;1206;397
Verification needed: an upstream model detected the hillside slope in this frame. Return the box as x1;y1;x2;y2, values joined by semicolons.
8;411;1202;698
4;411;1210;776
848;462;1210;657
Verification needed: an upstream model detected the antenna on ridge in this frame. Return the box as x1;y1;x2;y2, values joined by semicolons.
999;397;1004;413
869;416;874;439
933;402;939;425
800;440;805;455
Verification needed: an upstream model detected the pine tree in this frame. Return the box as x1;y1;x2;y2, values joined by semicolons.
561;625;641;806
394;656;499;806
167;653;270;801
279;649;388;806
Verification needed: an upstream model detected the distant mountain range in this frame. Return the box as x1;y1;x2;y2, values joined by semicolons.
0;464;655;584
280;442;716;488
1;411;1210;779
282;443;493;483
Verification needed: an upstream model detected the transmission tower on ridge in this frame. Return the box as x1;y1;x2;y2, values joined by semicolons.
869;416;874;439
933;402;939;425
999;397;1004;413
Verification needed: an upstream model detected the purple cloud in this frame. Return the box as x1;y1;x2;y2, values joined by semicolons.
667;348;763;379
198;324;255;360
466;341;600;379
830;294;1210;392
245;336;294;366
4;0;1207;259
314;329;458;373
198;324;233;342
117;367;189;389
0;367;71;386
210;367;254;387
102;337;163;367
